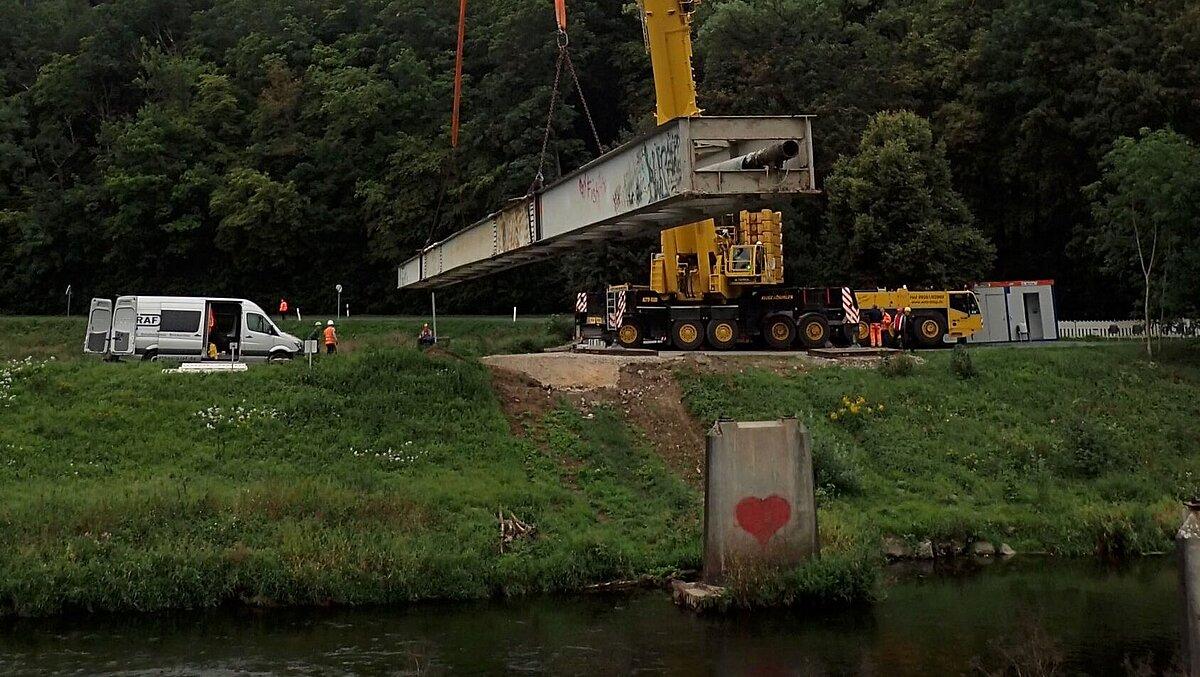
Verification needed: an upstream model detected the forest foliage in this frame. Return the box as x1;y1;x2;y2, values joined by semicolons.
0;0;1197;317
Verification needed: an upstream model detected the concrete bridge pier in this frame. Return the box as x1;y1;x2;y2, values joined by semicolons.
702;417;819;585
1181;500;1200;677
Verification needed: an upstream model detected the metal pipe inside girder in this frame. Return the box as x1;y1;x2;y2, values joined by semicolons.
704;139;801;172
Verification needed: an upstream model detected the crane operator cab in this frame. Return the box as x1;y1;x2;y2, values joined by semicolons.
728;245;753;273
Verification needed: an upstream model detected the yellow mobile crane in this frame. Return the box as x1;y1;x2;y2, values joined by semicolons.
854;288;984;347
578;0;857;351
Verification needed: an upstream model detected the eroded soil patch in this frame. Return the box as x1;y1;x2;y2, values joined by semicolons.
485;351;847;486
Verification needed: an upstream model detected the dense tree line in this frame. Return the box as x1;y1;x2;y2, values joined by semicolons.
0;0;1196;318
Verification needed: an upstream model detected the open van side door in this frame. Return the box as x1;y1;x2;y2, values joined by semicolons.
84;298;113;354
109;297;138;356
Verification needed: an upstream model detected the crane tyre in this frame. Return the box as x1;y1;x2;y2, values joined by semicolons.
616;321;643;348
913;312;947;348
797;313;830;349
762;315;797;350
854;321;871;346
671;320;705;351
705;319;737;350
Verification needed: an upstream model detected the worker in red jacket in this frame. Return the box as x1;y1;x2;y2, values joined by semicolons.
278;298;289;323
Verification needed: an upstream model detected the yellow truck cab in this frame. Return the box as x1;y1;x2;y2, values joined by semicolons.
853;289;983;347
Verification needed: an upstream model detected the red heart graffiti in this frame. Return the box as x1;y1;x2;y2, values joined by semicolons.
735;495;791;547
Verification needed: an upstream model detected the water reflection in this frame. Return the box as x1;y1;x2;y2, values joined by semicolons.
0;558;1182;675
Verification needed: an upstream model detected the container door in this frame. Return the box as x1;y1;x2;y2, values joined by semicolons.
1024;292;1044;340
83;299;113;354
109;297;138;356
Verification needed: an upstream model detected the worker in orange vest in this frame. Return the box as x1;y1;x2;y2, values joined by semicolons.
867;305;884;348
418;322;435;348
881;308;894;347
323;320;338;354
278;298;289;323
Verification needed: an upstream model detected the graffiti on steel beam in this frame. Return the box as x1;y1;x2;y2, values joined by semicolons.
577;174;607;205
612;130;682;212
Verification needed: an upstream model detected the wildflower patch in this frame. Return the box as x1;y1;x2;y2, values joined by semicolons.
0;357;54;407
828;395;885;431
351;442;427;466
195;403;283;430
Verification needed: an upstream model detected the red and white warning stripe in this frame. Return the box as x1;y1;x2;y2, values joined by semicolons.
607;292;626;330
842;287;859;324
575;292;587;313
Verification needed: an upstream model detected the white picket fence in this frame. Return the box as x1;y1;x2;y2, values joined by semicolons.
1057;319;1200;340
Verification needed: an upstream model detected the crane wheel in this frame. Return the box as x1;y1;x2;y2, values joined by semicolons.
616;322;642;348
671;320;705;351
762;315;796;350
705;319;737;350
854;321;870;346
797;313;829;349
914;312;947;348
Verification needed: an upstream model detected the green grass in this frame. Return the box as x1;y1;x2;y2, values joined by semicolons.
0;316;704;616
0;315;573;361
680;342;1200;558
3;314;1195;616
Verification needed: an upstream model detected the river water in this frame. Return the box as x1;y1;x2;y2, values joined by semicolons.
0;558;1183;675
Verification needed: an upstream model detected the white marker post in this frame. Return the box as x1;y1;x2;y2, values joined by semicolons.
304;339;318;369
335;284;343;319
65;285;73;317
513;306;517;323
431;291;438;344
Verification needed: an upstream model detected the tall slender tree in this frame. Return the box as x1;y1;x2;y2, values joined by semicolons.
1085;128;1200;359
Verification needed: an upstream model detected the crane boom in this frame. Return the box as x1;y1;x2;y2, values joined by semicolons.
641;0;702;124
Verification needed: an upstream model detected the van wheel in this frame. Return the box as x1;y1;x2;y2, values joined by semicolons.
914;312;948;348
762;315;796;350
141;350;158;362
797;313;830;349
705;319;737;350
670;320;705;351
268;352;293;362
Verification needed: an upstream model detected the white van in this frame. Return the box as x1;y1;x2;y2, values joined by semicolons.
84;296;303;362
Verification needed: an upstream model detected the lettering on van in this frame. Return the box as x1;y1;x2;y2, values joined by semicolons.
137;314;160;327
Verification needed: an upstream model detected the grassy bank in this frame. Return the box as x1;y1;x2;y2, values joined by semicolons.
0;317;707;616
3;315;1193;616
0;315;572;361
680;343;1199;558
